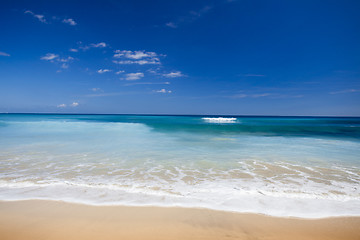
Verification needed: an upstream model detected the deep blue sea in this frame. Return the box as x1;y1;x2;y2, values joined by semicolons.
0;114;359;218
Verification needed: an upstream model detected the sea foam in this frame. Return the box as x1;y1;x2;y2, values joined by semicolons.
202;117;237;123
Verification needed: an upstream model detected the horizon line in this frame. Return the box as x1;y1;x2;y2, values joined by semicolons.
1;112;360;118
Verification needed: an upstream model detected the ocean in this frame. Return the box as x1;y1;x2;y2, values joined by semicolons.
0;114;359;218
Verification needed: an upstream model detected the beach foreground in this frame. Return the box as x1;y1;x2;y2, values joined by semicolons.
0;200;359;240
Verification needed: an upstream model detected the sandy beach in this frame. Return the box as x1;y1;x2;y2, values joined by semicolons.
0;200;359;240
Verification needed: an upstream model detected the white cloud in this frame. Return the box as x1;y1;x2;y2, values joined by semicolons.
252;93;271;98
231;93;271;98
114;50;157;59
85;92;126;97
330;89;360;94
69;48;78;52
163;71;184;78
41;54;73;62
189;6;213;17
91;88;102;92
40;53;59;61
78;46;88;51
165;22;177;28
116;70;125;74
232;94;247;98
165;5;213;28
155;89;172;93
58;56;74;62
271;94;304;99
57;104;66;108
57;102;79;107
0;51;10;57
25;10;78;27
91;42;107;48
243;74;266;77
71;102;79;107
31;14;46;23
113;50;162;65
147;68;159;74
63;18;77;26
124;81;170;86
77;42;107;51
25;10;47;23
97;69;111;74
41;53;74;70
229;92;301;99
125;72;144;81
113;60;160;65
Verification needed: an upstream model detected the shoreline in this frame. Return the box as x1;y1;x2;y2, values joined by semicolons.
1;200;359;240
1;198;360;220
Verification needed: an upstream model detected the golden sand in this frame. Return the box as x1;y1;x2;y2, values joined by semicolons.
0;200;359;240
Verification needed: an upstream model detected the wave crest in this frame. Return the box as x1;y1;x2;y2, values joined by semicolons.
202;117;237;123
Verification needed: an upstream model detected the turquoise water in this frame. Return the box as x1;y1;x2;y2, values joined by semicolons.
0;114;359;218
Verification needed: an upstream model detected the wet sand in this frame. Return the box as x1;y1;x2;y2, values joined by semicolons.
0;200;359;240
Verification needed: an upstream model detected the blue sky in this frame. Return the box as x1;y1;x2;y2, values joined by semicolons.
1;0;359;115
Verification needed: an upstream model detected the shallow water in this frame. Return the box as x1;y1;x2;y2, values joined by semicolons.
0;114;359;218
